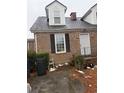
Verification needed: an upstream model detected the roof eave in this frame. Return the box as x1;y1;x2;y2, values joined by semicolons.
30;27;97;33
82;20;97;26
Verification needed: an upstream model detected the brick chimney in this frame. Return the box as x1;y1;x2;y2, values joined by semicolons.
70;12;77;20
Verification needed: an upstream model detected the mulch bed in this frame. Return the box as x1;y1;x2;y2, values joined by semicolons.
69;67;97;93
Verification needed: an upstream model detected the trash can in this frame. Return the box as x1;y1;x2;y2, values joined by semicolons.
36;57;47;76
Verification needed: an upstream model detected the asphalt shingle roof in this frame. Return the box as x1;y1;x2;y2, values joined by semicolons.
30;17;96;33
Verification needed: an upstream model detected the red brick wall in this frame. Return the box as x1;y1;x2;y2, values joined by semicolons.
35;29;97;64
89;30;97;56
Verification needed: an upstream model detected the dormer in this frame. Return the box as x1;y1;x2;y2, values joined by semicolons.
81;4;97;25
45;0;67;26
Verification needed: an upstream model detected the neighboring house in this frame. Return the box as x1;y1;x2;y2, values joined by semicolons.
81;4;97;25
30;0;97;64
27;39;35;51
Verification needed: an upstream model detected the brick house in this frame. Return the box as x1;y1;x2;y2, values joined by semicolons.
30;0;97;64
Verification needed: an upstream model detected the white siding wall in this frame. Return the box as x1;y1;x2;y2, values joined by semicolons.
47;2;66;26
84;5;97;25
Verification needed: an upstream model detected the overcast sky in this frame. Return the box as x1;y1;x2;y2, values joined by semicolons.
27;0;96;38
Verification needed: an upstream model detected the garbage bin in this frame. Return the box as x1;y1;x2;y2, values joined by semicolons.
36;57;47;76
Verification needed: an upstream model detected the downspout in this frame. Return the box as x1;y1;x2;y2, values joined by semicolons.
34;34;38;53
27;42;29;51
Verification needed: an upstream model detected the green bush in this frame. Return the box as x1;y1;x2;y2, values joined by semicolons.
27;50;36;72
73;55;85;70
27;51;50;72
36;52;49;62
27;50;36;59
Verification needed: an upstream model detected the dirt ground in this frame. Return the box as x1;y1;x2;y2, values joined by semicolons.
69;67;97;93
28;66;97;93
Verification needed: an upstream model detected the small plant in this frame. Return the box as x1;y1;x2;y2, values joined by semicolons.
73;55;85;70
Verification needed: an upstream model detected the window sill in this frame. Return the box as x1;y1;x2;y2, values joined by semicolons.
55;51;66;54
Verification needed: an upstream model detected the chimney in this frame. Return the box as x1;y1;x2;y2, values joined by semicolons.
70;12;77;20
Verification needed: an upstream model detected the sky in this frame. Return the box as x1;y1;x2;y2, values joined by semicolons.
27;0;96;39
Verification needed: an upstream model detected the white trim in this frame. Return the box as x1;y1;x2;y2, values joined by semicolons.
54;33;66;54
27;42;29;50
54;10;61;25
54;17;61;24
54;10;60;17
34;34;38;53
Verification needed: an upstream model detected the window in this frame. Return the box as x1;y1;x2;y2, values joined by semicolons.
54;11;61;24
55;34;66;53
54;11;60;17
54;17;60;24
50;34;70;53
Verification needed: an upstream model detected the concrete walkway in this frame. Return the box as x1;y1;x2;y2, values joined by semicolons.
29;70;85;93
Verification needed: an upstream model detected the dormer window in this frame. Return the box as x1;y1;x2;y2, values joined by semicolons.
45;0;67;26
54;17;60;24
54;10;61;24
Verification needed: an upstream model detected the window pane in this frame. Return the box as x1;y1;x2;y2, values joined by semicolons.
55;34;65;53
54;17;60;24
54;11;60;17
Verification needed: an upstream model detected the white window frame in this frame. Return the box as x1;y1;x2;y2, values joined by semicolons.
55;33;66;54
54;10;61;24
54;10;60;17
54;17;61;24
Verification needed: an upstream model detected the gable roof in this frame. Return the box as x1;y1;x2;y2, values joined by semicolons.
81;3;97;20
45;0;67;19
45;0;67;10
30;17;96;33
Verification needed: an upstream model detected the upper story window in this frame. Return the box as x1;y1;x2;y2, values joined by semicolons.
54;17;60;24
54;11;61;24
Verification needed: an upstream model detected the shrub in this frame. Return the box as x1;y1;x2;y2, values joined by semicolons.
36;52;49;62
73;55;85;70
27;50;36;59
27;50;36;73
27;51;50;72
